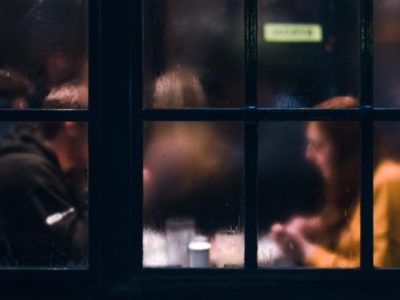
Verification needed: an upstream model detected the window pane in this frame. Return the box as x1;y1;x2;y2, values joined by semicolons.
143;0;244;108
0;1;88;109
374;0;400;107
143;122;244;268
258;0;360;108
0;122;88;268
374;122;400;267
258;121;360;268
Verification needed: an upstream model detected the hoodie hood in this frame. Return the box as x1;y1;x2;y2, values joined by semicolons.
0;123;60;169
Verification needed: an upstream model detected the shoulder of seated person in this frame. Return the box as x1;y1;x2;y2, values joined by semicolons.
374;160;400;187
0;152;58;179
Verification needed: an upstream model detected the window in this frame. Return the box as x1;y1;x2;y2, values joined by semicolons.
140;0;366;272
2;0;400;299
137;0;400;293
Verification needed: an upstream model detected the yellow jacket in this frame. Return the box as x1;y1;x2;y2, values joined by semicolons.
305;160;400;268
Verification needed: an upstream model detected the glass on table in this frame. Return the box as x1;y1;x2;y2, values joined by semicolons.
165;217;195;267
188;236;211;268
210;229;244;268
143;229;168;267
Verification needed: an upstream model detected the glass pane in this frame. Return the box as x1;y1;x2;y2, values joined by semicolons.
374;0;400;107
0;122;88;268
374;122;400;267
143;0;244;108
0;1;88;109
258;121;360;268
258;0;360;107
143;122;244;268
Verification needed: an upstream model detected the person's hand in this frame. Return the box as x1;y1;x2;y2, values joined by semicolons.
269;223;314;265
269;223;304;264
286;216;321;240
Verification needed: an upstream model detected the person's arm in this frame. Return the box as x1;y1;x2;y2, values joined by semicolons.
286;215;323;241
306;170;398;269
7;154;88;261
373;169;396;267
29;160;88;255
305;244;359;268
271;222;360;268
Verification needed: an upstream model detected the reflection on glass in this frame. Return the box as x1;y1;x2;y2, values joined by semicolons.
0;122;88;267
374;122;400;267
258;101;361;268
0;1;88;109
374;0;400;107
258;0;360;107
143;122;244;268
143;0;244;108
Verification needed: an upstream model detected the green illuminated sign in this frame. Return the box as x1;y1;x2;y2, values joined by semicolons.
263;23;323;43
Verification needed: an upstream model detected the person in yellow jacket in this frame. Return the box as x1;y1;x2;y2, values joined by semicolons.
270;97;400;268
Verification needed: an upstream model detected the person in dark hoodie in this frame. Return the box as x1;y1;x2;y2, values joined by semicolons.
0;122;88;267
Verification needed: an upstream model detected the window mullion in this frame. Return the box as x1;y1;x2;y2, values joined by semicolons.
360;0;374;270
131;0;144;273
244;0;258;269
244;123;258;269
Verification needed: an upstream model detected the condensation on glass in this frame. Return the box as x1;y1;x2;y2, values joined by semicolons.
0;1;88;109
374;0;400;107
142;0;244;108
373;122;400;267
143;122;244;268
0;122;88;268
257;122;361;268
258;0;360;107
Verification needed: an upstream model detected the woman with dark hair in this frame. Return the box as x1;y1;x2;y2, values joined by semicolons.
270;96;400;267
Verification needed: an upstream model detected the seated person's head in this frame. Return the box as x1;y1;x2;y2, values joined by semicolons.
0;69;32;109
39;122;88;172
43;81;88;109
153;67;206;108
39;81;88;171
305;96;360;181
314;96;359;109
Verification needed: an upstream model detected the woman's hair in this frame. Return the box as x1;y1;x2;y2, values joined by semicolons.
153;67;206;108
314;97;360;169
374;124;400;166
311;96;361;248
